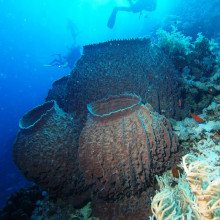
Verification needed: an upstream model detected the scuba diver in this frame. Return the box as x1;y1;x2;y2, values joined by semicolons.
46;54;67;68
107;0;157;29
45;45;81;69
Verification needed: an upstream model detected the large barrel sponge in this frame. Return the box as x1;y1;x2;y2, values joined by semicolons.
13;100;86;198
47;37;182;121
79;94;179;200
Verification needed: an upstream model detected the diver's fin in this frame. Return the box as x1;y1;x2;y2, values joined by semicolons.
107;8;118;29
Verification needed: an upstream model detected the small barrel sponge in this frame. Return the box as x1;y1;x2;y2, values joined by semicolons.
79;94;179;199
13;100;85;197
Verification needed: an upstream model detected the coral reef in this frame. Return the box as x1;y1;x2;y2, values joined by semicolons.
31;199;98;220
157;29;218;79
0;186;43;220
156;28;219;117
79;94;180;200
156;26;193;58
172;101;220;145
13;100;88;205
183;70;220;93
214;94;220;104
151;99;220;219
47;37;182;120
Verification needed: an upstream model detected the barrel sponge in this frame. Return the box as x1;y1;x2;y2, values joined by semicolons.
79;94;179;199
13;100;85;197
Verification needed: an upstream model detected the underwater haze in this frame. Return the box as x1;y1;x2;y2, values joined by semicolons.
0;0;219;216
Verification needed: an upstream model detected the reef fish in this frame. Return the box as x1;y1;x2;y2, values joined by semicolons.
178;99;182;107
190;112;205;123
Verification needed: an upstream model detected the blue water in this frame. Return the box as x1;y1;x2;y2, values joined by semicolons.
0;0;219;210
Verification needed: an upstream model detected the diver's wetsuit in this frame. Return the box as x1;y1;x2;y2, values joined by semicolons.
107;0;157;28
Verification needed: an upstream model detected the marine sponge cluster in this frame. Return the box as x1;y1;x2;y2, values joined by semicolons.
12;37;186;218
79;94;179;199
13;94;180;206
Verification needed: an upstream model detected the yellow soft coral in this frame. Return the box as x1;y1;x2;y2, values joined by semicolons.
150;174;200;220
182;154;220;219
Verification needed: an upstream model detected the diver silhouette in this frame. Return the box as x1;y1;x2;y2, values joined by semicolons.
107;0;157;29
47;54;66;68
45;45;81;69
